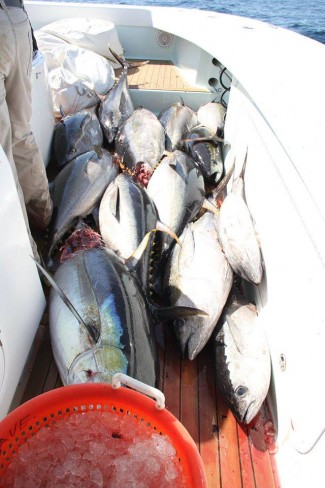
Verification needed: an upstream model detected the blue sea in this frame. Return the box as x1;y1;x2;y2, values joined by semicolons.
47;0;325;44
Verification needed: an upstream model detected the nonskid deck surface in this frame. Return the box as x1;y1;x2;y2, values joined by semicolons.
17;304;280;488
115;60;210;92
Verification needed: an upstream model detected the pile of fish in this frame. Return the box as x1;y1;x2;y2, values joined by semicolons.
39;49;270;425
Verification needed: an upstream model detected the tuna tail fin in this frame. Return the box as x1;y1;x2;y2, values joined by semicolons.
31;256;100;344
156;221;182;246
126;223;181;272
108;47;128;69
212;161;235;202
151;305;208;323
128;59;150;69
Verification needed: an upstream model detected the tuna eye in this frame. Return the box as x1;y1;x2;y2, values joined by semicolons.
236;386;248;397
175;318;185;328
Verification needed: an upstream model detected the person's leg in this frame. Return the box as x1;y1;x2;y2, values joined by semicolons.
0;5;41;260
4;6;53;230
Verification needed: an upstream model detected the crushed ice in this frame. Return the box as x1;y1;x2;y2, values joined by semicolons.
2;410;188;487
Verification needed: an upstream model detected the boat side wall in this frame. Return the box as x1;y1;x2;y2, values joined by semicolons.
225;79;325;488
0;148;46;420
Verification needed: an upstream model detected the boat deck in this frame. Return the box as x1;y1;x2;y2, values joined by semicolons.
115;60;210;92
13;294;280;488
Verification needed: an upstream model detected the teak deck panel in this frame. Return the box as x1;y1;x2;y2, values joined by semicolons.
17;306;280;488
115;60;210;92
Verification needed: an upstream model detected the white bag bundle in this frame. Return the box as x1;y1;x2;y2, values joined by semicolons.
48;67;100;116
35;31;116;116
39;18;125;68
35;30;67;50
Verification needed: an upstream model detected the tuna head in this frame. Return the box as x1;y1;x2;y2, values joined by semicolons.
115;108;165;174
158;101;198;151
164;212;233;360
213;295;271;424
67;345;128;384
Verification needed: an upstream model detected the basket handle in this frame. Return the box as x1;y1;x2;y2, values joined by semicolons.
111;373;165;410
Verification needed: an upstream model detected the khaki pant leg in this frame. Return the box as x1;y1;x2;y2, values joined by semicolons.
0;7;41;261
2;7;53;230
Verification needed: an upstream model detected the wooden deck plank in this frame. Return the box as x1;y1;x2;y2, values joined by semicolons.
165;62;173;88
270;454;281;488
138;62;153;89
237;423;257;488
180;357;199;447
197;347;221;488
247;409;277;488
156;322;166;393
217;386;243;488
150;61;161;90
162;327;181;419
20;323;54;403
115;59;210;92
134;62;149;87
54;374;63;389
170;64;179;90
42;357;61;393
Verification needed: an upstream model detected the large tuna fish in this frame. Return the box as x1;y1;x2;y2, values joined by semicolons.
183;125;224;183
48;149;118;257
158;101;198;151
99;173;158;260
146;150;205;248
115;108;165;185
164;212;233;359
99;173;179;294
98;53;134;144
213;294;271;424
52;109;103;168
47;248;159;386
217;156;263;284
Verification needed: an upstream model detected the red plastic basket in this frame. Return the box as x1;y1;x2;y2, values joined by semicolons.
0;383;207;487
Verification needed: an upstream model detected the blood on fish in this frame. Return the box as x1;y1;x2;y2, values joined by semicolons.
246;407;277;454
216;197;224;209
84;369;98;378
59;227;103;263
134;162;153;188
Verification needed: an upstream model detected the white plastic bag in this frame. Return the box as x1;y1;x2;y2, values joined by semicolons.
39;18;124;68
34;33;116;116
48;67;100;116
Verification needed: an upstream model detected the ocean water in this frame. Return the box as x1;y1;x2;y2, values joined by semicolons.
46;0;325;44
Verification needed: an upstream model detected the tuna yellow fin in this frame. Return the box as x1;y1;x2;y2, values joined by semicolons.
202;198;219;215
126;223;181;271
